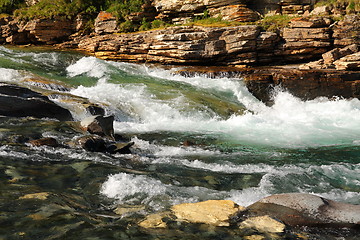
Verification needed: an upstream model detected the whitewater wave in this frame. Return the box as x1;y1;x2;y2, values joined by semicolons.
65;56;360;148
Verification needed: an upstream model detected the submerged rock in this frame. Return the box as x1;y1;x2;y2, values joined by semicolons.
171;200;244;226
138;212;169;229
0;83;72;121
19;192;50;200
114;204;145;216
239;215;285;233
243;193;360;228
28;137;59;147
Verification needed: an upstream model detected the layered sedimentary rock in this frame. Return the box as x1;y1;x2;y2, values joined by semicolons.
0;17;76;44
79;25;261;65
249;0;315;15
300;44;359;69
332;15;360;47
21;17;75;44
242;67;360;104
275;17;332;62
153;0;259;24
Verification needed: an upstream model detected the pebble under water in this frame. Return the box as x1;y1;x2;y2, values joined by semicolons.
0;46;360;239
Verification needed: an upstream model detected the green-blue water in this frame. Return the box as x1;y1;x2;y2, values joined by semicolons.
0;46;359;239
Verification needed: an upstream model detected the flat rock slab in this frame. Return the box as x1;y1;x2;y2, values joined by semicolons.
171;200;244;226
0;83;72;121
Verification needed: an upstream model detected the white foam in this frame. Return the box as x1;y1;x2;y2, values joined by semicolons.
101;172;226;210
66;56;111;80
0;68;24;82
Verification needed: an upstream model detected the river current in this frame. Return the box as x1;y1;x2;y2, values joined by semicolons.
0;46;359;239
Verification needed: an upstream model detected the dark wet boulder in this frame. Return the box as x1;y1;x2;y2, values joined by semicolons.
28;137;59;147
80;115;114;139
106;142;134;154
75;135;107;152
0;83;72;121
240;193;360;228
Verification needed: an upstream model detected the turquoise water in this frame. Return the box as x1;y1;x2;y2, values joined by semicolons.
0;46;359;239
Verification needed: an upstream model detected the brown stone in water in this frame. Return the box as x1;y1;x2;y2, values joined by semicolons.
171;200;244;226
28;137;58;147
243;193;360;228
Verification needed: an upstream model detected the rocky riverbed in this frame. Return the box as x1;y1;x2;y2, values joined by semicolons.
0;0;360;239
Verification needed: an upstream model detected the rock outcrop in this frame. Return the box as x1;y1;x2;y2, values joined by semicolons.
242;67;360;104
0;16;76;44
276;17;332;62
333;14;360;47
79;25;262;65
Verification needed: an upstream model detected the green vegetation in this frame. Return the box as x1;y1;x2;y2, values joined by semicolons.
257;15;294;32
106;0;143;22
0;0;24;14
187;16;243;27
0;0;357;34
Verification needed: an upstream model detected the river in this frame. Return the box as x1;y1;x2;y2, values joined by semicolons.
0;46;359;239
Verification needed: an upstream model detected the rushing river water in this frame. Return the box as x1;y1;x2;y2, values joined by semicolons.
0;46;360;239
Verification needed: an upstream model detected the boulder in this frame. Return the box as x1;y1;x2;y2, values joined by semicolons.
170;200;244;226
239;215;285;233
322;44;358;65
244;193;360;228
74;135;107;152
310;5;331;15
106;142;134;154
0;83;73;121
80;115;114;139
94;11;118;34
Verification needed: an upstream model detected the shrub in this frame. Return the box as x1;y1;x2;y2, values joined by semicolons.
118;20;137;32
106;0;144;22
151;19;169;29
257;15;294;32
0;0;24;14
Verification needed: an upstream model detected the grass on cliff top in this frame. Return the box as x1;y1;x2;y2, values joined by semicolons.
186;17;244;27
257;15;295;32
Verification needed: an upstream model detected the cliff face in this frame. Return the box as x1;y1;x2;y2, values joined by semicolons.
76;15;359;67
